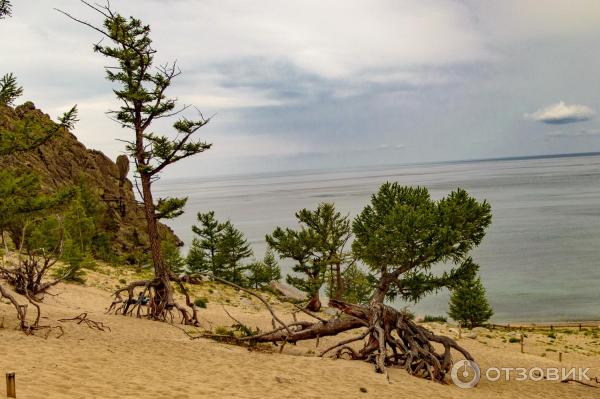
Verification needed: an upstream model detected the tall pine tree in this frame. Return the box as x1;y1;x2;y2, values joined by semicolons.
60;2;211;321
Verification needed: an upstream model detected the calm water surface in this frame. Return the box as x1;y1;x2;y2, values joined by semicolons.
155;155;600;322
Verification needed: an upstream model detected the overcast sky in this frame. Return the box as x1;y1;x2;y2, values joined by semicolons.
2;0;600;177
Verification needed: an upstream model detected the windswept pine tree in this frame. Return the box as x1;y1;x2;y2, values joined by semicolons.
248;183;492;382
59;1;212;324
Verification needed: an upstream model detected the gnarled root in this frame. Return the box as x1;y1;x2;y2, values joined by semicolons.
107;273;201;326
0;283;62;338
241;298;473;383
325;300;474;382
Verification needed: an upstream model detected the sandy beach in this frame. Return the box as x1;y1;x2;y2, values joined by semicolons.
0;266;598;399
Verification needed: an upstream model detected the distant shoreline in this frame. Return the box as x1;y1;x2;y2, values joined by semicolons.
160;151;600;182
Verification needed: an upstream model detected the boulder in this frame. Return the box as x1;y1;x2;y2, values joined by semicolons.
268;281;307;302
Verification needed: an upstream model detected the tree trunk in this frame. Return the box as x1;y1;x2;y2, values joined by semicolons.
334;263;343;300
370;273;391;305
306;291;321;312
139;173;174;313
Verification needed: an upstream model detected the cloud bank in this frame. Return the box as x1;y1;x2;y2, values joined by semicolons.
527;101;595;125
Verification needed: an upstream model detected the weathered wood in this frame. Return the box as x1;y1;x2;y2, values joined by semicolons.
6;372;15;398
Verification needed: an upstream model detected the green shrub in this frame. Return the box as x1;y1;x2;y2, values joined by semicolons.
508;337;520;343
548;332;557;339
214;326;233;336
423;315;447;323
194;297;208;308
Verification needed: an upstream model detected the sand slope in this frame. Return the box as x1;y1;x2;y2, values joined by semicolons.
0;276;599;399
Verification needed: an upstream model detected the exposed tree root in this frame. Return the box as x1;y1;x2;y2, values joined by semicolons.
107;273;201;326
111;271;473;383
194;278;473;383
59;312;111;332
0;283;63;338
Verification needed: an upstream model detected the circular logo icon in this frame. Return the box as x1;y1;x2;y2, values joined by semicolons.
451;359;481;389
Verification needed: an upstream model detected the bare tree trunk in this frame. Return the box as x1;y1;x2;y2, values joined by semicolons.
306;291;321;312
334;263;343;300
140;173;174;316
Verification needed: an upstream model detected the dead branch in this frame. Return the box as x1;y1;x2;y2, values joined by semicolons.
189;272;293;336
59;312;111;332
561;377;600;388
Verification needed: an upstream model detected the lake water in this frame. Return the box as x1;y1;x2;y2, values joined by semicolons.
155;154;600;323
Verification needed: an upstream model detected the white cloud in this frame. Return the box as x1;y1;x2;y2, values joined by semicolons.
526;101;595;124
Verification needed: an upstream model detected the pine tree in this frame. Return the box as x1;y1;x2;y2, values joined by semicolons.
448;275;494;328
246;250;281;289
215;223;253;285
59;2;211;320
187;211;226;274
0;1;11;19
352;183;492;305
0;73;22;105
161;239;185;274
334;264;373;305
267;203;351;311
187;212;253;285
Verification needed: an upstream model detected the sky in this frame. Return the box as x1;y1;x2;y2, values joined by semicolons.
2;0;600;178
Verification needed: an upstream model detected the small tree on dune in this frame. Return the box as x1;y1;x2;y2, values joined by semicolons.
187;211;227;274
59;2;212;324
246;250;281;289
215;222;253;285
187;211;254;285
448;275;494;329
267;203;351;311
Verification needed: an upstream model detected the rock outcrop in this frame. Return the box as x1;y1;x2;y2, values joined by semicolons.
0;102;181;258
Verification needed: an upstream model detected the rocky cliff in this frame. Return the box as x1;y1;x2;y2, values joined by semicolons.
0;102;181;258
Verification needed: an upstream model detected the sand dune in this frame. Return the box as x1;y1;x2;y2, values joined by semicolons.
0;272;599;398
